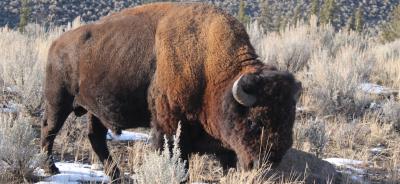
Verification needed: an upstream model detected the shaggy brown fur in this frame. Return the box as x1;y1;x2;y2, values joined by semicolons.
41;2;301;181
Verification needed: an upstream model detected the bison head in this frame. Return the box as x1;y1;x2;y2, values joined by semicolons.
221;68;301;170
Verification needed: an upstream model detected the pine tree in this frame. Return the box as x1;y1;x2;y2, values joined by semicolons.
143;0;153;3
381;4;400;42
320;0;336;25
354;5;364;32
345;15;355;32
293;0;302;25
258;0;273;32
279;16;288;31
310;0;319;16
237;0;250;25
18;0;31;33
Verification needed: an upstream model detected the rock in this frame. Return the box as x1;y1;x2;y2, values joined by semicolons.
272;149;341;184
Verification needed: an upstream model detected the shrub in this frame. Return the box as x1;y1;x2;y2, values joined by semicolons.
0;114;45;182
380;4;400;43
370;40;400;89
381;99;400;132
136;124;188;184
304;119;327;158
0;25;62;117
248;17;374;118
304;45;374;118
0;20;83;118
248;20;313;73
332;119;371;150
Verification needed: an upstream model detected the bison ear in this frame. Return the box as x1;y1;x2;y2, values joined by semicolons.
232;74;259;107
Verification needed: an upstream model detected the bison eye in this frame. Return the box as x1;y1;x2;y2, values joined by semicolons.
251;122;258;129
246;119;257;129
247;119;262;134
246;119;252;124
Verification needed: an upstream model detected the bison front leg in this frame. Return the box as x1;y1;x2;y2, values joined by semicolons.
150;120;192;169
41;99;73;175
148;88;192;171
149;124;165;151
87;114;120;182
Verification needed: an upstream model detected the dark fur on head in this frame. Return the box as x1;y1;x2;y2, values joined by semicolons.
221;66;301;169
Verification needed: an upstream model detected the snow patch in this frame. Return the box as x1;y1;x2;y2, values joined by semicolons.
5;86;18;93
0;102;18;113
359;83;398;96
106;130;149;141
350;174;365;183
36;162;109;184
324;158;367;183
370;147;384;155
324;158;364;167
0;107;18;113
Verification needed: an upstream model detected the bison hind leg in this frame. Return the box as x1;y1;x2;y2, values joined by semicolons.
72;99;87;117
73;105;87;117
190;131;238;172
87;114;120;181
149;120;193;167
214;149;238;172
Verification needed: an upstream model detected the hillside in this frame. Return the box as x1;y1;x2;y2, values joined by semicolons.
1;0;399;34
1;1;400;183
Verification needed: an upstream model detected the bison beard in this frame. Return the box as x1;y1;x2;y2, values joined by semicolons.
40;2;302;181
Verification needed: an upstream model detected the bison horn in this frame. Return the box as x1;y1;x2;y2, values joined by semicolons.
232;75;257;107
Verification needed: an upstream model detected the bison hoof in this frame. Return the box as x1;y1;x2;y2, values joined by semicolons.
44;164;60;176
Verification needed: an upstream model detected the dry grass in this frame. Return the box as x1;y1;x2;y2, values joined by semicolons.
0;15;399;183
371;40;400;89
293;112;400;183
188;154;224;183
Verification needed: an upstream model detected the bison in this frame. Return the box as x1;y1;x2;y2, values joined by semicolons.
41;2;302;181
